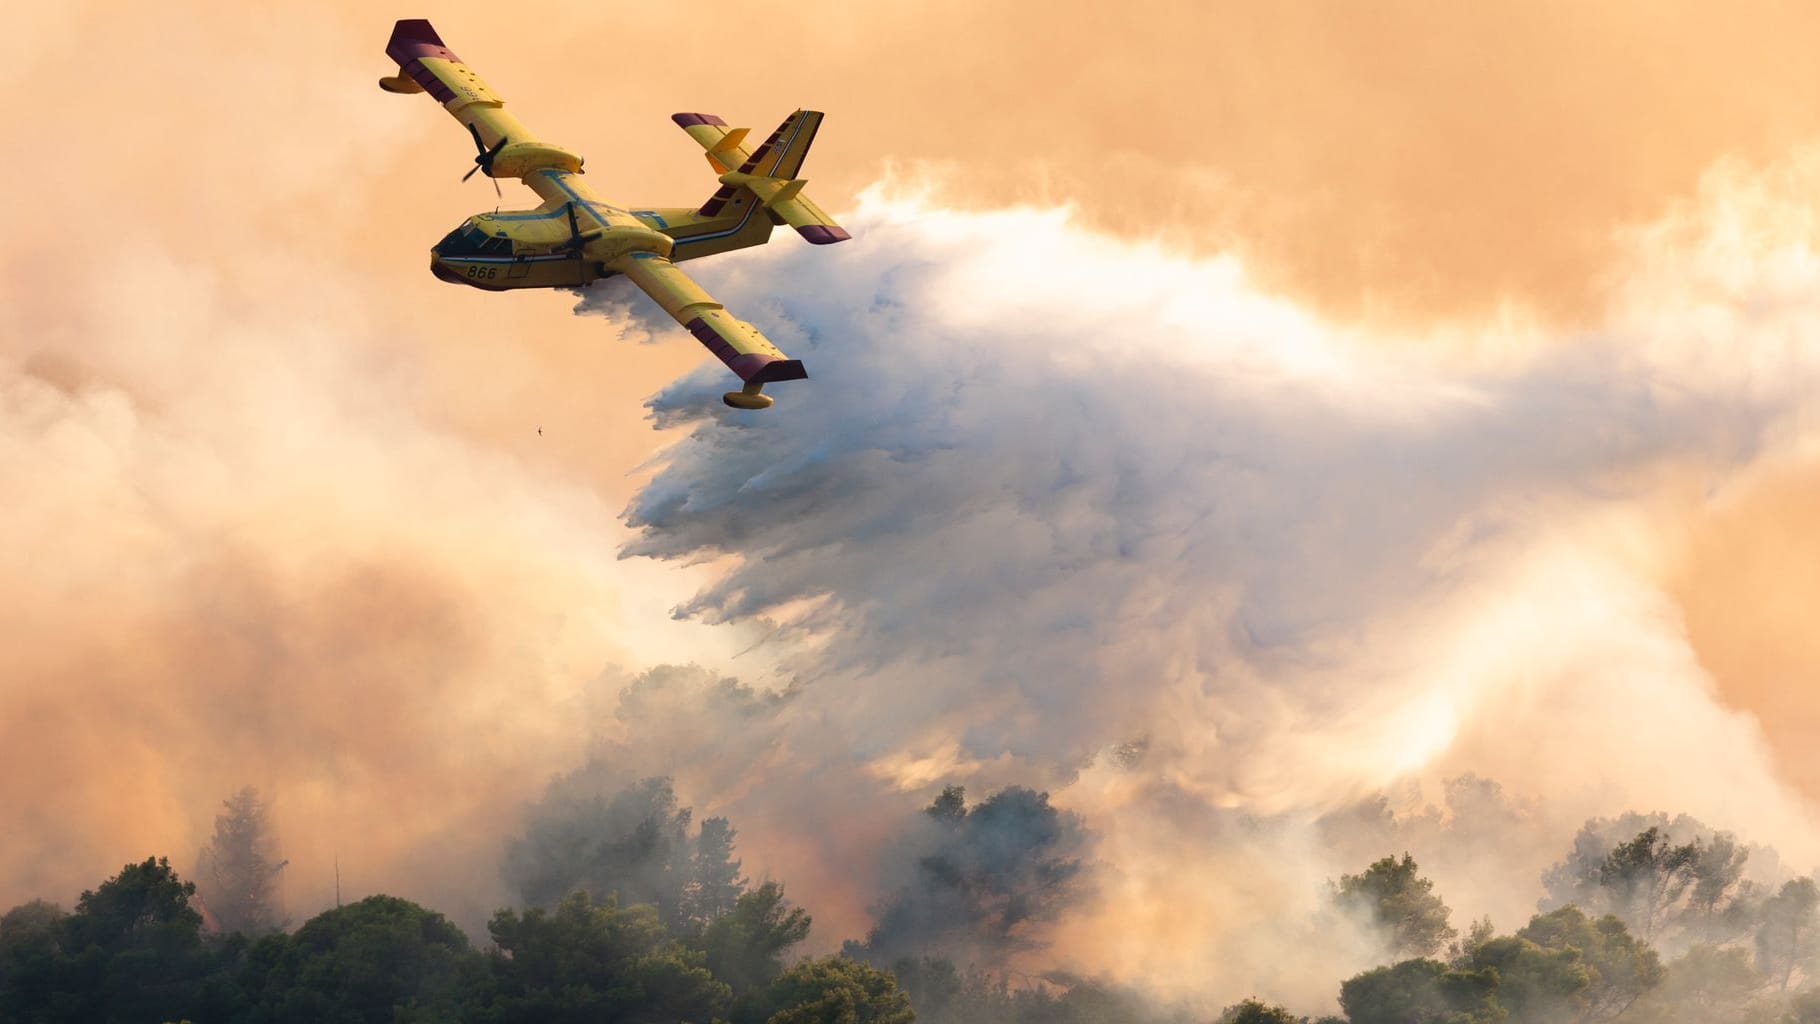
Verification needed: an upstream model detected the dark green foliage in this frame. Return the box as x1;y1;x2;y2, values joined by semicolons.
1452;916;1496;966
1334;853;1458;958
1464;935;1589;1022
0;899;68;1021
239;894;481;1023
1510;906;1661;1020
743;955;915;1024
1337;958;1502;1024
480;890;728;1024
927;785;968;824
0;857;223;1024
1595;828;1699;944
1217;997;1299;1023
698;881;812;999
685;816;746;927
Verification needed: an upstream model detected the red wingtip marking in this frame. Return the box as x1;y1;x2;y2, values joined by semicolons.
797;225;851;245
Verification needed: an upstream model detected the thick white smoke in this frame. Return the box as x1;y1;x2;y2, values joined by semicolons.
576;157;1820;1008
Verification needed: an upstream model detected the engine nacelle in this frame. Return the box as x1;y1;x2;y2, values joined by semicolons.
490;141;584;178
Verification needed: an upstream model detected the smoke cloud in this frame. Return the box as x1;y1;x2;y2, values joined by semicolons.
11;4;1820;1015
575;154;1820;1006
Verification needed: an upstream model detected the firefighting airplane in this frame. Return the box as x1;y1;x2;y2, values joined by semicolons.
379;19;849;409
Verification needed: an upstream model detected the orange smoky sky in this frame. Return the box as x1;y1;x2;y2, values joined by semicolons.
5;0;1820;972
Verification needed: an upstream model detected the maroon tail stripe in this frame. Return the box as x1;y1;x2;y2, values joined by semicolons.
698;186;737;217
737;124;790;173
402;59;456;102
386;19;461;65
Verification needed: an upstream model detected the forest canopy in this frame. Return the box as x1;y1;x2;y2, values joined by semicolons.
4;778;1818;1024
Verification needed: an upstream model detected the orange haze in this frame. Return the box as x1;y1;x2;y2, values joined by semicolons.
4;0;1820;987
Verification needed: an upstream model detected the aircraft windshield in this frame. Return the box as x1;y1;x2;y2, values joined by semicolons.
434;223;510;257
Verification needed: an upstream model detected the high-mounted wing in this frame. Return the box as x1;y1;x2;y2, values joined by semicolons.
382;19;821;409
380;19;588;202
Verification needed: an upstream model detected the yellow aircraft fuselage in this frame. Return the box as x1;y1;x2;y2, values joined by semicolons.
382;19;848;408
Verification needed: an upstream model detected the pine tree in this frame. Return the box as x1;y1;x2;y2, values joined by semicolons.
195;786;287;936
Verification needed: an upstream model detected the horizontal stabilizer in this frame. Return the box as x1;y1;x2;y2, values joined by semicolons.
670;109;851;245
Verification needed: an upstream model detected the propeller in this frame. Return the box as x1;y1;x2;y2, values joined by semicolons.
463;122;507;197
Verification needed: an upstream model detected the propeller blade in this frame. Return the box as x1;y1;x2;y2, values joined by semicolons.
462;124;510;190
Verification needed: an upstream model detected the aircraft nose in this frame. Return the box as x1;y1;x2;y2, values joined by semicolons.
430;257;465;284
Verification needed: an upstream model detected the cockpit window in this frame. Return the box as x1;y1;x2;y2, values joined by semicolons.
480;234;512;255
434;223;492;257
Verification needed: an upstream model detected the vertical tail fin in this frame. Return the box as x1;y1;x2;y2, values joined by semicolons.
670;110;851;245
736;110;824;180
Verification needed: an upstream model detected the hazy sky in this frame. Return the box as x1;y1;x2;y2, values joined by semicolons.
7;1;1820;1010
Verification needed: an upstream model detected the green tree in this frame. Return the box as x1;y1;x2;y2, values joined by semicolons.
853;786;1091;966
1450;916;1496;966
0;900;68;1021
1755;877;1820;993
684;816;747;927
1512;906;1661;1020
1597;827;1699;943
699;881;812;999
1684;832;1752;942
745;956;915;1024
2;858;219;1024
927;786;967;825
71;856;215;1022
1466;935;1590;1022
1334;854;1458;958
195;786;288;937
1337;958;1501;1024
482;890;729;1024
240;894;481;1023
1218;997;1299;1023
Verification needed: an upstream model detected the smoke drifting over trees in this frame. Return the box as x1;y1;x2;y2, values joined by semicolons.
849;786;1094;968
195;787;287;937
12;21;1820;1018
11;760;1820;1022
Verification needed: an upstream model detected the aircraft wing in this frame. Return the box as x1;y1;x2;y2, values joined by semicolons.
378;19;585;188
607;253;807;405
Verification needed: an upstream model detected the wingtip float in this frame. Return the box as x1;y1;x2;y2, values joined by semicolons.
380;18;849;410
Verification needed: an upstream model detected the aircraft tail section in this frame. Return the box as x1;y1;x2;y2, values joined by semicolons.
671;110;851;246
